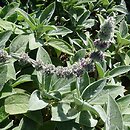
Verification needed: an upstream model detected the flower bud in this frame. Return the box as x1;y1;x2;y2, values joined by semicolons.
90;51;104;62
44;64;55;75
32;60;43;71
18;53;30;66
0;50;9;63
94;39;111;51
98;17;115;42
72;63;84;77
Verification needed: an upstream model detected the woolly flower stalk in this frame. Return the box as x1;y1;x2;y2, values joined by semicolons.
11;53;94;78
94;39;111;51
98;17;115;42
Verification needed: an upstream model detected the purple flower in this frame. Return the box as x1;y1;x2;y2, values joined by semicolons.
90;51;104;62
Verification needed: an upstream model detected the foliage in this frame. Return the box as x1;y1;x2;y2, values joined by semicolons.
0;0;130;130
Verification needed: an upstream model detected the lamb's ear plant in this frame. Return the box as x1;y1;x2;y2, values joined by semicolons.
0;0;130;130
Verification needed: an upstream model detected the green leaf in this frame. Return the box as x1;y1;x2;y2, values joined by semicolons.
5;93;30;114
25;111;43;125
109;65;130;78
40;2;55;24
37;47;52;64
74;97;106;122
47;26;72;37
0;30;12;49
39;121;56;130
109;5;128;14
0;121;13;130
36;24;56;34
0;19;24;34
95;62;104;78
47;38;74;55
12;75;33;87
74;97;98;114
0;82;13;99
50;75;75;93
9;35;29;53
0;2;19;19
51;102;78;121
72;49;86;62
89;85;125;105
97;14;105;27
36;47;51;84
75;111;97;127
78;19;95;29
115;14;126;24
93;105;107;122
119;20;128;38
0;65;7;92
29;90;48;111
6;61;16;80
101;0;109;7
123;114;130;127
79;72;90;93
29;33;41;50
105;95;123;130
16;8;36;30
116;32;130;46
81;79;106;101
77;11;90;25
76;0;97;5
117;94;130;114
16;117;38;130
0;106;8;123
56;120;80;130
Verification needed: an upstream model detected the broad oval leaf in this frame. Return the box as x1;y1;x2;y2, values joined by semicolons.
0;65;7;92
119;20;128;38
12;75;33;87
89;85;125;105
109;65;130;78
0;19;24;34
75;111;97;127
16;8;36;30
0;106;9;123
117;94;130;114
77;11;90;25
36;47;52;64
9;35;29;53
95;62;104;79
56;120;80;130
40;2;55;24
0;30;12;49
72;49;86;63
79;72;90;93
29;90;48;111
76;0;97;5
47;38;74;55
109;5;128;14
81;79;106;101
51;102;78;121
29;33;41;50
48;26;72;37
0;2;19;19
5;93;30;114
105;95;123;130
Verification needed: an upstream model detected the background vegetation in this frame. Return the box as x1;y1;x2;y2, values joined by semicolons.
0;0;130;130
